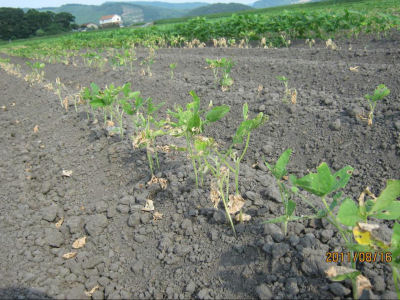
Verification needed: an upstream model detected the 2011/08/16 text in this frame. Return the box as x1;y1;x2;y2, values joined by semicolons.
326;252;392;263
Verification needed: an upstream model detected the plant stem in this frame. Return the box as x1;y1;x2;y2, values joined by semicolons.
186;133;199;187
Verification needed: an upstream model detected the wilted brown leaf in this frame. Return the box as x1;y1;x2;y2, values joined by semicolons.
349;66;359;72
325;266;356;278
85;285;99;297
291;89;297;105
210;180;220;209
62;252;77;259
62;170;73;177
33;125;39;133
358;222;379;232
356;275;372;295
142;199;154;212
55;217;64;228
235;213;251;222
106;120;114;127
72;236;86;249
153;211;163;220
228;194;245;214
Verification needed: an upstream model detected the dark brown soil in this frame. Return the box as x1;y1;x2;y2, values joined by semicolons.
0;35;399;299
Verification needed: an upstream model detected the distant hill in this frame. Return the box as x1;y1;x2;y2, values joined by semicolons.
127;1;208;10
37;2;191;25
252;0;322;9
185;3;252;17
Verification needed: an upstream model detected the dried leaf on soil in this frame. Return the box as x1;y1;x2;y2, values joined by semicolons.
235;213;251;222
106;120;114;127
153;211;163;220
228;194;245;214
62;169;73;177
72;236;86;249
142;199;154;212
325;266;357;278
62;252;77;259
210;180;220;209
33;125;39;133
291;89;297;104
55;217;64;228
356;275;372;295
85;285;99;297
147;175;167;189
350;66;359;72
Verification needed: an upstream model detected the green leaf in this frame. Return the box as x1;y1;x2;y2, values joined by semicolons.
90;82;99;95
270;148;292;179
346;243;373;252
337;198;361;227
242;103;248;120
291;162;334;197
287;200;296;217
391;223;400;259
328;268;361;282
370;180;400;215
372;201;400;220
89;98;105;108
188;90;200;113
205;105;230;123
332;166;354;191
187;114;201;133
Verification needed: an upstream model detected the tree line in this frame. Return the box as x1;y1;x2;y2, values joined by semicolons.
0;8;77;40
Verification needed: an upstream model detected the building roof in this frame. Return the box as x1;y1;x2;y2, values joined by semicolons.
100;14;118;21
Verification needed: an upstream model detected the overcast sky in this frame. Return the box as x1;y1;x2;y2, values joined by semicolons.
0;0;257;8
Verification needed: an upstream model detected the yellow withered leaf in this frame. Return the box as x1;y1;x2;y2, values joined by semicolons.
33;125;39;133
85;285;99;297
72;236;86;249
353;225;372;246
62;252;77;259
55;217;64;228
106;120;114;127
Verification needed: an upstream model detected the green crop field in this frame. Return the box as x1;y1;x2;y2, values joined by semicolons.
1;0;399;60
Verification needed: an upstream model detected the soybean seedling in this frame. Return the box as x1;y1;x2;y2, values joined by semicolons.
276;75;297;104
25;61;45;83
167;91;230;187
130;94;165;175
326;180;400;299
169;63;176;79
206;58;235;91
364;84;390;126
140;47;156;76
201;104;267;237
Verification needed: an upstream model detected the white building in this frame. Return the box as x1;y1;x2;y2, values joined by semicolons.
99;14;123;26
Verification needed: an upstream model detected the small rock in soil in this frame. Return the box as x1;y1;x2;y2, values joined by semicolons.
95;201;108;213
45;228;64;247
40;205;58;222
329;118;341;131
255;283;273;299
127;212;141;227
65;284;90;300
285;278;299;295
84;214;108;236
329;282;351;297
66;216;83;234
